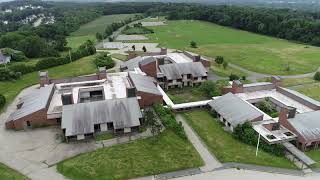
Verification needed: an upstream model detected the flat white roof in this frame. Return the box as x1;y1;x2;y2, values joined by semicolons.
167;53;193;64
236;89;313;114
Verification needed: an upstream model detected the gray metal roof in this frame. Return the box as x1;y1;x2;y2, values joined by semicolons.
208;93;264;127
7;84;54;122
159;62;207;80
129;72;162;95
288;111;320;141
121;56;156;71
281;87;320;107
61;97;142;136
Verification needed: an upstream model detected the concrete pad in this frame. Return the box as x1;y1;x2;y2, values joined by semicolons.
141;21;167;27
116;35;149;41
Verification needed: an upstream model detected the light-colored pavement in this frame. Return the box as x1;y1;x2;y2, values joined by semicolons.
175;115;222;172
172;168;320;180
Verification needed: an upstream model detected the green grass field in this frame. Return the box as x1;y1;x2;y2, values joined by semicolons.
0;55;97;112
146;20;320;75
306;150;320;168
0;163;29;180
57;130;203;180
183;110;296;169
67;14;137;49
291;82;320;101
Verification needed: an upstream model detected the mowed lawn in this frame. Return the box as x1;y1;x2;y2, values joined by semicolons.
0;55;97;112
146;20;320;75
57;130;203;180
0;163;29;180
306;150;320;168
183;110;296;169
67;14;137;49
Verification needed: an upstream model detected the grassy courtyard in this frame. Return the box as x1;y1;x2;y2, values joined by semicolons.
182;110;296;169
57;130;203;180
146;20;320;75
0;163;29;180
67;14;137;49
0;55;97;112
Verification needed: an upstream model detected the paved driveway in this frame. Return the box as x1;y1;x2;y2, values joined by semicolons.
0;85;99;180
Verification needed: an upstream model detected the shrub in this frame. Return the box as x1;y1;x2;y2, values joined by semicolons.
256;98;279;118
0;94;5;109
9;64;36;74
233;122;285;156
198;81;220;98
0;67;20;81
190;41;197;48
223;61;228;69
314;71;320;81
93;53;115;69
229;74;240;81
153;104;187;140
215;56;224;65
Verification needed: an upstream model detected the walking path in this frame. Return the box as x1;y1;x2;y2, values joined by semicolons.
229;63;319;82
175;115;222;172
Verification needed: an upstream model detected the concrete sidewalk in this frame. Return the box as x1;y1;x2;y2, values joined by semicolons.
175;115;222;172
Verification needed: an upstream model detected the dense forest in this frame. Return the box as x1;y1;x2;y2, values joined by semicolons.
2;0;320;59
147;3;320;46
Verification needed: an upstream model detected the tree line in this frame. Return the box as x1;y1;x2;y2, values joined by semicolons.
147;3;320;46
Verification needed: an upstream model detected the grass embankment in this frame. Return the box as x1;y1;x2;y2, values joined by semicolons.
57;130;203;180
95;133;115;141
306;150;320;168
0;163;29;180
183;110;296;169
111;53;128;61
0;55;97;112
67;14;137;49
146;20;320;75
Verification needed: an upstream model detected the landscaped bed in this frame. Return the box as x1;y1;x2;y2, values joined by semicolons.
0;163;29;180
57;130;203;180
182;110;296;169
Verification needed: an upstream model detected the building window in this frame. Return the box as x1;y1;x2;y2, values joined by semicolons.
107;122;114;130
26;121;31;127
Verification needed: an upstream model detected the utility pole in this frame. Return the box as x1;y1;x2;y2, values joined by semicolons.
69;49;72;63
256;133;261;157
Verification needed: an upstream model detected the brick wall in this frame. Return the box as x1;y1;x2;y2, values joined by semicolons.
136;91;163;108
140;61;158;78
6;109;58;130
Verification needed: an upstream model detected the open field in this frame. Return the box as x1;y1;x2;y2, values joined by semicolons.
0;55;97;112
210;62;247;78
146;20;320;75
0;163;29;180
291;82;320;101
57;130;203;180
183;110;296;169
67;14;137;49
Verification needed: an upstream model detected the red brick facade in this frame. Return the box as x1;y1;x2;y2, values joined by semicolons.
5;109;58;130
137;91;163;108
140;61;158;78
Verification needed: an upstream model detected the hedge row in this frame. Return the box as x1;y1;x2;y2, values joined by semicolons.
2;40;97;81
0;94;5;109
153;104;187;140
